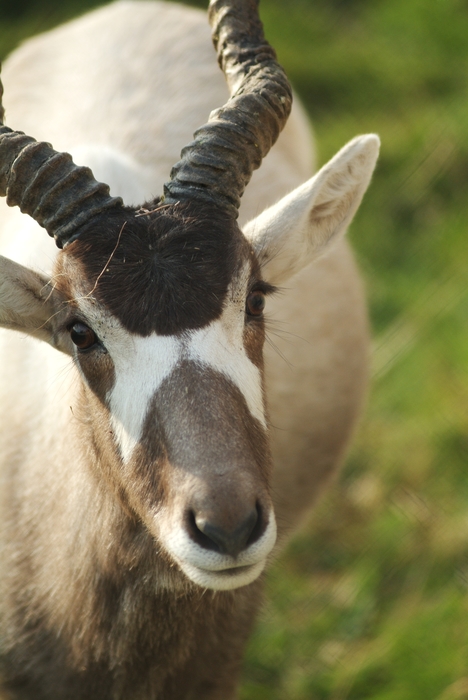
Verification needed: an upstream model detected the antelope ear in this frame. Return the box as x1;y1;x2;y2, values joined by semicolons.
243;134;379;285
0;256;69;352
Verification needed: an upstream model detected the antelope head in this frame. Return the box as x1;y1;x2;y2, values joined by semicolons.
0;0;379;590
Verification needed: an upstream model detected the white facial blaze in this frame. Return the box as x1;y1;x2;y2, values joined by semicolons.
187;316;266;430
74;265;274;589
78;263;266;463
187;260;266;429
109;334;182;462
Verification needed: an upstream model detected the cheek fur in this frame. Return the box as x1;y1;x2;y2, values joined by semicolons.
243;320;265;371
75;348;116;401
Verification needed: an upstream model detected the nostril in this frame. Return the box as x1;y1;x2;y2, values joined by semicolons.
186;503;265;558
245;501;266;548
186;510;221;553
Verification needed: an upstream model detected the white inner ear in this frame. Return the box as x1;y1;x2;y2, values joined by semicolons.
243;134;380;285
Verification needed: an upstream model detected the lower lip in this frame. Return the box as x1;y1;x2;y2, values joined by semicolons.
210;564;253;577
179;559;265;590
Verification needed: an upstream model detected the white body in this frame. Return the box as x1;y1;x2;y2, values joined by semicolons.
0;0;370;546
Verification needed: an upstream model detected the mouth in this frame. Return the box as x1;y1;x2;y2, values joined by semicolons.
215;565;253;576
162;511;277;590
177;559;266;590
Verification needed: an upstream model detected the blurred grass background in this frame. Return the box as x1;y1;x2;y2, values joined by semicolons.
1;0;468;697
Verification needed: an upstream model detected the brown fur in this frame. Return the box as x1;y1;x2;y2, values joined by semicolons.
0;361;264;697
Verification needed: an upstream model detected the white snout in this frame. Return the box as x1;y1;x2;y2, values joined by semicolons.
163;512;277;590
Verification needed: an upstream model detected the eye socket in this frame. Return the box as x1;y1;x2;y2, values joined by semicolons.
246;291;266;317
69;322;98;351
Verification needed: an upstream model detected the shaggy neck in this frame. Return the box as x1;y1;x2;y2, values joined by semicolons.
0;367;262;699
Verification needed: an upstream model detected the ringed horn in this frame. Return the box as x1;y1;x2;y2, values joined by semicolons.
0;0;292;249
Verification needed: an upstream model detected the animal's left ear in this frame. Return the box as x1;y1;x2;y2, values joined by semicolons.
243;134;380;285
0;256;69;352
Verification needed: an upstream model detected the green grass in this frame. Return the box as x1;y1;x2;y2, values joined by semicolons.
2;0;468;697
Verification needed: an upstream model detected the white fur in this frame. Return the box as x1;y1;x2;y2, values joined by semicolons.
188;320;266;427
187;264;266;428
109;333;182;462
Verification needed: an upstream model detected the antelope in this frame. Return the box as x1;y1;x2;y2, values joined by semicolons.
0;0;379;697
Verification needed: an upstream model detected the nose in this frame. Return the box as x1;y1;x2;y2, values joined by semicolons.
187;502;265;558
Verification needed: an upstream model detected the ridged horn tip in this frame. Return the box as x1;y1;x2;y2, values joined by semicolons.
163;0;292;217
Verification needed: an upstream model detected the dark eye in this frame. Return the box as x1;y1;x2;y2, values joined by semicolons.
246;291;266;317
70;322;97;350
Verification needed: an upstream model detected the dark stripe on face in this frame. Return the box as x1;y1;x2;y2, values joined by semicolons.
135;360;271;510
61;203;254;337
74;344;116;402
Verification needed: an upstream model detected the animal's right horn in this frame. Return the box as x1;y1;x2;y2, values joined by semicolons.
163;0;292;219
0;76;123;249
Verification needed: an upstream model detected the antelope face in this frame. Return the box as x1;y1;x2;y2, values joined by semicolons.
54;204;277;590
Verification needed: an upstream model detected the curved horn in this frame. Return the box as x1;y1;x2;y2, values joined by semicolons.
163;0;292;218
0;78;122;249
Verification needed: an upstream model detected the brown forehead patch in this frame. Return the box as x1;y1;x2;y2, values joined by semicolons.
57;202;255;337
